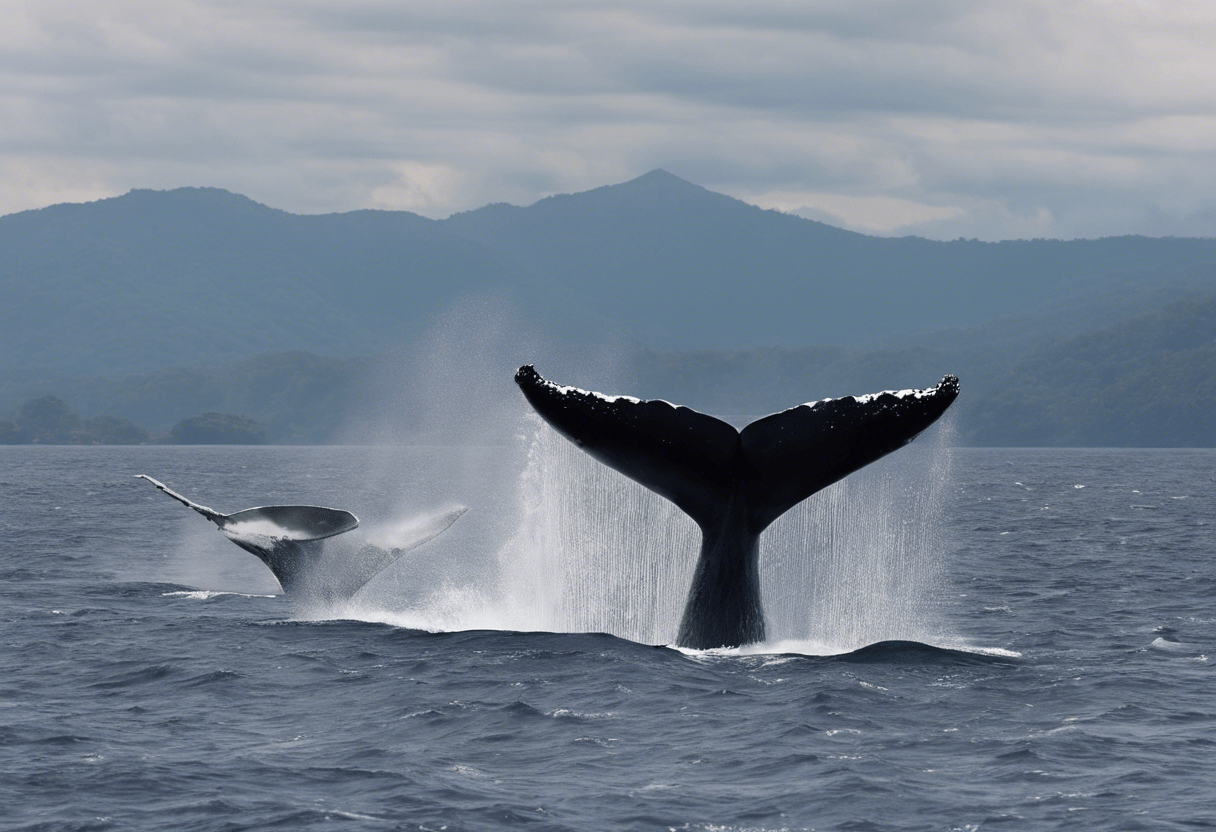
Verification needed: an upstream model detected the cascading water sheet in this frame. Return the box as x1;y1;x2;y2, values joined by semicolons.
495;416;700;643
498;411;956;650
762;416;955;650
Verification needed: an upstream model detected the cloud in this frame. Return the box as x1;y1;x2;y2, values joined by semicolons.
1;0;1215;238
370;162;470;213
0;156;123;209
750;192;965;235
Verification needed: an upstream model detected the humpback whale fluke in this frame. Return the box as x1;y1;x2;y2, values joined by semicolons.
513;365;960;649
137;475;467;600
137;475;360;594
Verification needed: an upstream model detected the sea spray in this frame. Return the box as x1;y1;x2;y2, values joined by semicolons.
161;513;283;596
284;284;959;650
184;408;958;652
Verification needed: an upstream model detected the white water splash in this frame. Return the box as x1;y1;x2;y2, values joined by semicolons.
222;518;302;540
163;590;277;600
310;585;503;633
299;349;960;653
362;506;468;551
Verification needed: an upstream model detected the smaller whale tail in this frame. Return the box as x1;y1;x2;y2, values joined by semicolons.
137;476;468;600
136;474;360;593
136;475;358;540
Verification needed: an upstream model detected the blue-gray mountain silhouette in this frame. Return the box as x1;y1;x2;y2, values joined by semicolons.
3;170;1216;381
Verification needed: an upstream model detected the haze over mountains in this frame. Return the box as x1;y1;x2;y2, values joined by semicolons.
3;170;1215;446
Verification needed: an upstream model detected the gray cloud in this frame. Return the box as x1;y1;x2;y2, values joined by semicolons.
2;0;1215;238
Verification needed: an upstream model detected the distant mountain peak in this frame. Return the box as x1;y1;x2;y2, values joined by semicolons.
517;168;725;215
119;186;275;212
129;186;241;198
631;168;691;184
0;185;281;225
615;168;707;194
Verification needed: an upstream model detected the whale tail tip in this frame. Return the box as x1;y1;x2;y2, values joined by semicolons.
515;364;539;384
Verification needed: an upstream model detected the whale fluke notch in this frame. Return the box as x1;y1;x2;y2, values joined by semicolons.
514;365;960;649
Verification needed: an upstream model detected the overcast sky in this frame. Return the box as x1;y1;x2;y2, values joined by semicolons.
3;0;1214;239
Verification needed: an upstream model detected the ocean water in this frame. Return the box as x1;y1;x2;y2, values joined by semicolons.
1;442;1213;831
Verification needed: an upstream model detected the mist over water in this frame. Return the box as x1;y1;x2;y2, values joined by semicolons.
338;293;631;448
492;416;701;643
326;318;960;651
158;510;282;596
289;294;643;632
150;297;960;653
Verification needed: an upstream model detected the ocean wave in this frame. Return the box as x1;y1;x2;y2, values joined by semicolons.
162;590;277;600
676;638;1021;663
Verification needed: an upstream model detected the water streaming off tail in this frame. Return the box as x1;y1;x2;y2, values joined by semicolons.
495;417;700;644
762;418;955;649
497;412;955;648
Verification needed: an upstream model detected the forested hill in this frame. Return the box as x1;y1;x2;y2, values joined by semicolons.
3;171;1216;382
630;292;1216;447
5;292;1215;447
0;188;522;380
966;294;1216;447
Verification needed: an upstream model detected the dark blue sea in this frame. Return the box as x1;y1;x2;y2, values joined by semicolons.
2;442;1214;831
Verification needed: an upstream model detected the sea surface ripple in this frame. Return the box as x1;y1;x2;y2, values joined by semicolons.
0;446;1213;831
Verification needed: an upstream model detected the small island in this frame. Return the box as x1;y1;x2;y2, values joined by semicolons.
0;395;266;445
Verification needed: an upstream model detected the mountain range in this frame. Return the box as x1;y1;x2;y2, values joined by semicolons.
2;170;1215;445
5;170;1216;378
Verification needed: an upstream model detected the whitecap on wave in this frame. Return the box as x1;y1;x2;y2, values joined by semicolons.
1149;637;1203;655
162;590;277;600
292;587;503;633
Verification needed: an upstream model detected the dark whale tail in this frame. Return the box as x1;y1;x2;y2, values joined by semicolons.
514;365;960;649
